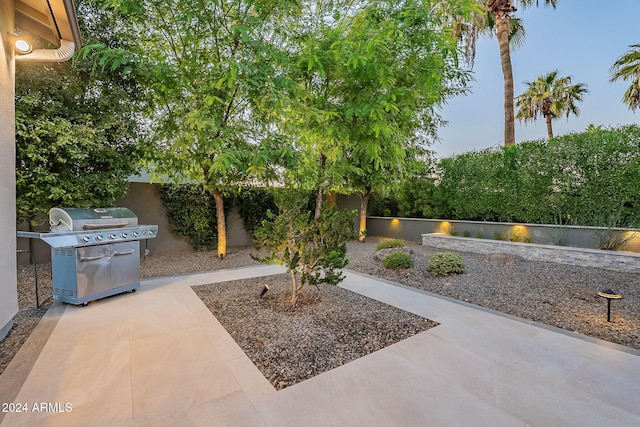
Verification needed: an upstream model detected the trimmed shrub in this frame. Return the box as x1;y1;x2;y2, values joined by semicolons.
397;174;445;218
383;251;413;269
376;238;405;250
428;252;465;276
236;188;277;234
368;193;398;217
436;125;640;228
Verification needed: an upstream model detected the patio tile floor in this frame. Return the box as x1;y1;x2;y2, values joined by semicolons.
1;265;639;426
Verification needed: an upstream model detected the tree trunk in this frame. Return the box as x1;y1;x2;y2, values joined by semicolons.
314;154;327;219
314;188;323;220
495;13;516;146
210;188;226;259
358;189;371;242
545;114;554;139
290;270;298;305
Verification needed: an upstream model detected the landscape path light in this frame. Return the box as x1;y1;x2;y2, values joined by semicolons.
260;284;269;298
596;289;622;322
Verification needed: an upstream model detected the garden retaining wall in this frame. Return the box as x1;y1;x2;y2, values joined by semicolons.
422;233;640;274
366;216;640;253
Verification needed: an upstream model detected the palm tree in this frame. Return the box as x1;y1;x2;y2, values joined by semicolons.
484;0;558;146
610;44;640;111
515;70;588;138
454;1;558;145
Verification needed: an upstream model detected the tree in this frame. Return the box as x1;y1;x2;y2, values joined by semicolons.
284;0;473;239
335;1;472;241
489;0;559;145
458;1;558;146
252;190;356;305
610;44;640;111
82;0;298;259
279;1;367;220
515;70;588;139
15;0;144;224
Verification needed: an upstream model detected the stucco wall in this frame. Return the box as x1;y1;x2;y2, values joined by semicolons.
17;183;257;264
366;217;439;241
116;182;253;252
117;182;253;251
0;2;19;340
367;216;640;252
115;182;193;255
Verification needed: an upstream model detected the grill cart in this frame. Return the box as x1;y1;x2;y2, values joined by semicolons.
18;207;158;306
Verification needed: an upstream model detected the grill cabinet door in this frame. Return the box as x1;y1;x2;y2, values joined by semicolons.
76;245;111;298
111;241;140;288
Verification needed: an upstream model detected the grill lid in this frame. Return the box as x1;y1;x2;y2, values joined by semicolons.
50;207;138;232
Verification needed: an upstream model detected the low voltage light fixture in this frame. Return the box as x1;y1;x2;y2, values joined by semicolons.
596;289;622;322
259;284;269;298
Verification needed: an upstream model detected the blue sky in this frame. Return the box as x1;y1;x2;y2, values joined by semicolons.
434;0;640;157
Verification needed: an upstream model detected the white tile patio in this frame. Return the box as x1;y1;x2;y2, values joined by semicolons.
1;265;639;426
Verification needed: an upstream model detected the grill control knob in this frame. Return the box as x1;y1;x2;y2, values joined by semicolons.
96;235;104;241
131;232;139;237
121;233;128;238
82;236;91;242
108;234;116;240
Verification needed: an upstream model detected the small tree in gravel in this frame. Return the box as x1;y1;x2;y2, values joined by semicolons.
253;190;357;304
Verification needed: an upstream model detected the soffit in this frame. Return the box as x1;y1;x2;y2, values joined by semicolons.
14;0;81;48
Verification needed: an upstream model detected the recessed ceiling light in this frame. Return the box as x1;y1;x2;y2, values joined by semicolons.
15;39;32;54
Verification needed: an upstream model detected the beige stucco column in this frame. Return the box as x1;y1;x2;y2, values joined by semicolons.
0;0;18;340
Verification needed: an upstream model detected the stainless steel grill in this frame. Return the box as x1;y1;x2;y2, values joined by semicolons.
18;207;158;306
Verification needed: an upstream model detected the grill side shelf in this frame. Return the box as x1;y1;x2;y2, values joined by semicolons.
17;231;78;248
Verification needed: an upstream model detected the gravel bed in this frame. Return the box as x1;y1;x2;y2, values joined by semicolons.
192;274;436;390
0;265;54;376
139;246;262;279
3;237;639;378
348;240;640;350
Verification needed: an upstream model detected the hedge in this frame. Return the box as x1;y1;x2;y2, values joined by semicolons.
158;185;316;250
434;125;640;227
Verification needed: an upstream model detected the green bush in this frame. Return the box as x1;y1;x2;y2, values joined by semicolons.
236;188;278;234
368;193;397;217
428;252;465;276
436;125;640;227
383;251;414;269
493;231;506;241
397;175;445;218
376;238;405;250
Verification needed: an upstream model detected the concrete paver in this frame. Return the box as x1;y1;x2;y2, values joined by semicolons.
0;265;639;426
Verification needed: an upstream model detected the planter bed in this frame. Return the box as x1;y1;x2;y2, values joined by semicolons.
422;233;640;274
